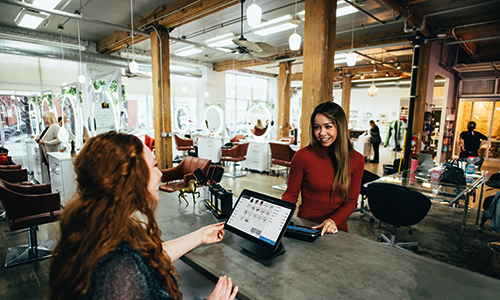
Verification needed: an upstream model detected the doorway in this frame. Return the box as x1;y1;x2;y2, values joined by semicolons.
455;99;500;160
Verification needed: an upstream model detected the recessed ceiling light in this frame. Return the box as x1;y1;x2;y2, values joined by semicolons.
14;9;47;29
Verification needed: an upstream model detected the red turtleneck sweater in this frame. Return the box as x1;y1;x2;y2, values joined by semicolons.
282;145;364;232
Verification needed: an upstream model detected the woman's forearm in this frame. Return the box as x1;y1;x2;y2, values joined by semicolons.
162;229;202;261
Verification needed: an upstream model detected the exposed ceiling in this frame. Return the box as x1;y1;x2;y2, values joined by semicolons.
0;0;500;79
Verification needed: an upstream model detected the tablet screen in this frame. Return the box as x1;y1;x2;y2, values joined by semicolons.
225;189;296;252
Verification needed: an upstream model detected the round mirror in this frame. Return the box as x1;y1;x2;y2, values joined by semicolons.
247;105;271;137
175;107;189;131
204;106;223;135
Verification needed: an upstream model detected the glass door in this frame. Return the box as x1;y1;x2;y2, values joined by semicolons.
455;99;499;160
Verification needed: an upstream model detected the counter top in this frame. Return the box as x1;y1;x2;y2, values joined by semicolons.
156;191;500;300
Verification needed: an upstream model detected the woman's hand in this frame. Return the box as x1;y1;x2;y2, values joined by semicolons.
207;276;238;300
39;139;45;145
199;222;225;244
312;219;338;236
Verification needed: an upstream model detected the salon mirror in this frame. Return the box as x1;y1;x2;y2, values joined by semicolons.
175;106;189;131
61;95;77;138
204;106;223;135
247;105;271;137
29;102;39;136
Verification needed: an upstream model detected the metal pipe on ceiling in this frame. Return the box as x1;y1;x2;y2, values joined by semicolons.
0;0;148;36
0;39;202;78
344;0;385;25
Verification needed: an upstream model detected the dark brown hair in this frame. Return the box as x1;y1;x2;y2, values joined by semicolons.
309;102;353;201
49;131;181;300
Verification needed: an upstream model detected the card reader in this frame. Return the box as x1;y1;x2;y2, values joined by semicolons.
284;224;320;242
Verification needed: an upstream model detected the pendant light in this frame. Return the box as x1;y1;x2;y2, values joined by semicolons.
288;0;301;51
367;72;378;97
77;21;85;84
246;0;262;27
346;13;357;66
129;0;139;73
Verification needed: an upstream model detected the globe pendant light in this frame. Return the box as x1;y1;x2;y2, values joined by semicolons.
129;59;139;73
289;32;301;51
129;0;138;73
346;13;356;66
289;0;301;51
246;0;262;27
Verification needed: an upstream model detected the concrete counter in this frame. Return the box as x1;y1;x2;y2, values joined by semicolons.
156;192;500;300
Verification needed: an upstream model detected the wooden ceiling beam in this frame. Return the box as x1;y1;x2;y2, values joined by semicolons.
97;0;239;54
380;0;430;36
214;27;411;72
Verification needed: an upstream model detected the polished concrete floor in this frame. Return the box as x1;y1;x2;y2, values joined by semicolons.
1;146;500;299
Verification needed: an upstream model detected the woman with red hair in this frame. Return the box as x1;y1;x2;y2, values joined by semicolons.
49;131;237;300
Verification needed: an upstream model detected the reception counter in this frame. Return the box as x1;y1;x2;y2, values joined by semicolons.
157;191;500;300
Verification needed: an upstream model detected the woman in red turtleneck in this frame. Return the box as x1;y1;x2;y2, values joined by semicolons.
282;102;364;235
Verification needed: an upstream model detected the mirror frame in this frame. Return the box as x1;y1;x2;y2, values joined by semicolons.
247;104;272;138
203;105;223;135
175;106;190;132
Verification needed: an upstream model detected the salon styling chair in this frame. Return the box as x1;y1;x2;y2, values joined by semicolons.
174;134;196;159
230;135;246;143
367;182;431;252
159;156;211;192
0;179;61;267
269;142;296;178
354;170;380;220
220;142;250;178
0;166;32;185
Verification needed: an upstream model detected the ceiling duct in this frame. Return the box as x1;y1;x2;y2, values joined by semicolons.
0;39;202;78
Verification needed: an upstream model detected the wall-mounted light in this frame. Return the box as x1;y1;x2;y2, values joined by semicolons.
14;9;47;29
246;0;262;27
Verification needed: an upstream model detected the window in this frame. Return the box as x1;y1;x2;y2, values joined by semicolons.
225;73;269;137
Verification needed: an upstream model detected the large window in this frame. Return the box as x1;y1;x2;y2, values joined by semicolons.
225;73;268;137
1;95;32;146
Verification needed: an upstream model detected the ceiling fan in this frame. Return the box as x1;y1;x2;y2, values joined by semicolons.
231;0;279;61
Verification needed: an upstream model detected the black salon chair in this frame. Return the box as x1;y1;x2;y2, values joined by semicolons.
486;173;500;190
367;182;431;252
354;170;380;220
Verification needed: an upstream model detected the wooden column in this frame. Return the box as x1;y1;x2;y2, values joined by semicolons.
301;0;337;146
414;42;432;153
278;61;292;140
150;28;172;169
341;75;352;118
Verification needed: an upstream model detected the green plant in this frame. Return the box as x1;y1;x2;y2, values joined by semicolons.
41;94;53;108
92;79;127;102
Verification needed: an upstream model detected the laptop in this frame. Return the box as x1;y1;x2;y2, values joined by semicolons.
417;152;434;172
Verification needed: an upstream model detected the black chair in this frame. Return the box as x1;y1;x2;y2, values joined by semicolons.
354;170;380;220
478;194;498;231
486;172;500;190
367;182;431;252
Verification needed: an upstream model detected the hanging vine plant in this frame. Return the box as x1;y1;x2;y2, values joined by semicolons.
92;79;127;102
28;96;40;107
61;87;83;104
41;94;54;108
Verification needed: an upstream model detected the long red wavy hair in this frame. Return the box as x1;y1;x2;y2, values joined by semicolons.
49;131;181;300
